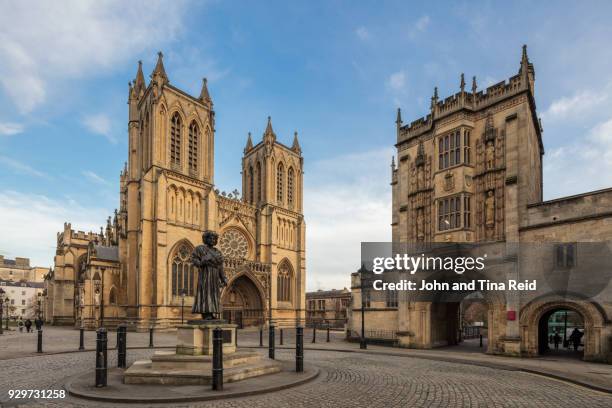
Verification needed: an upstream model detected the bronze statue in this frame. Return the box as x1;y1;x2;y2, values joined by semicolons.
190;230;228;320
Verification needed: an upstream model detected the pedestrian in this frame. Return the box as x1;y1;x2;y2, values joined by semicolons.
553;332;561;350
34;317;43;331
569;328;583;351
24;318;32;333
17;318;24;332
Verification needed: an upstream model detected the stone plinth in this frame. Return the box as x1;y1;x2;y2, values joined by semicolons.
176;322;236;356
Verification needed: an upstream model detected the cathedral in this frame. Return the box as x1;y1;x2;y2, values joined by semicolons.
45;53;306;330
348;46;612;362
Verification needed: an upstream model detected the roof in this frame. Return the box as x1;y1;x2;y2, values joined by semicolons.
306;289;351;299
0;280;44;288
92;245;119;262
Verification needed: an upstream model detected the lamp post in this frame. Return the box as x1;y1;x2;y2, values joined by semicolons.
180;289;186;325
0;288;5;335
359;264;368;350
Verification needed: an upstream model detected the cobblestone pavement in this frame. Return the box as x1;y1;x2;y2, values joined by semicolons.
1;348;611;407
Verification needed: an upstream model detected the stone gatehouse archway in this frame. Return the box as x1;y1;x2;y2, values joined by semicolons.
520;297;606;361
221;273;265;328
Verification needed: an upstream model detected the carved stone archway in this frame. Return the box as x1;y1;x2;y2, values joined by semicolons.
520;297;606;361
221;272;265;328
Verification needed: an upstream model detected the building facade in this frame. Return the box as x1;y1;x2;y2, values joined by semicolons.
0;280;44;320
0;256;47;282
306;288;351;328
45;53;306;330
348;46;612;362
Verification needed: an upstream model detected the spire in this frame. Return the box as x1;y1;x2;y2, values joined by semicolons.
460;73;466;92
151;51;168;84
263;116;276;143
430;87;438;111
292;131;301;154
199;77;211;102
244;132;253;153
520;44;529;74
471;76;477;94
134;60;146;94
395;108;402;128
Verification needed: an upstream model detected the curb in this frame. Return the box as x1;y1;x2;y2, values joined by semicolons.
65;366;320;403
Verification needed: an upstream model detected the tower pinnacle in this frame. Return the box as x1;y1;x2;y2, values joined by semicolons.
292;131;301;154
460;73;466;92
199;77;211;102
244;132;253;153
151;51;168;84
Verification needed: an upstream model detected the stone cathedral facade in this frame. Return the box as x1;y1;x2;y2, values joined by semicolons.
45;53;306;330
349;46;612;362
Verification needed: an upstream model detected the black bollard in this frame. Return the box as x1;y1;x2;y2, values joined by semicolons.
79;327;85;351
212;327;223;391
479;334;483;348
149;327;154;348
280;328;284;345
117;324;127;368
37;329;43;353
95;328;108;387
312;326;316;343
327;326;330;342
259;327;263;346
269;324;275;359
296;326;304;372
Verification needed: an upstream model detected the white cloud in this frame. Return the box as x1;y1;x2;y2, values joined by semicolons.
82;113;116;143
355;26;371;41
388;70;407;91
0;0;189;113
544;117;612;199
0;122;24;136
0;156;49;179
0;190;109;267
409;15;431;39
82;170;109;185
543;89;608;120
304;148;393;291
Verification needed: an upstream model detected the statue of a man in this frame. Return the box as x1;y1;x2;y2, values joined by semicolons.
191;230;228;320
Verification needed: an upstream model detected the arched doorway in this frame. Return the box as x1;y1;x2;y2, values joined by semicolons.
221;274;264;328
537;308;585;358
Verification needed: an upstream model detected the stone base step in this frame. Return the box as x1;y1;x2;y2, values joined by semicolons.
151;350;263;370
124;359;282;385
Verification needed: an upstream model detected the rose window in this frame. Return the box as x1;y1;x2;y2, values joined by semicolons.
219;229;248;259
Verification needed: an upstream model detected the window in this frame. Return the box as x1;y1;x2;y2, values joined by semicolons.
287;167;295;207
188;121;199;172
317;299;325;310
555;244;576;268
463;130;471;164
21;291;25;295
276;163;284;204
308;300;316;311
171;243;194;296
364;291;371;308
249;166;254;203
170;113;182;166
386;290;398;308
256;162;262;203
438;196;462;231
109;288;117;305
21;299;25;305
463;195;472;228
276;261;293;302
438;130;461;170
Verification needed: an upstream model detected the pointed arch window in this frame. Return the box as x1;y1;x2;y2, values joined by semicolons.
188;121;199;173
109;287;117;305
170;113;182;166
277;163;284;204
276;261;293;302
171;243;195;296
256;162;262;203
287;167;295;207
249;165;254;204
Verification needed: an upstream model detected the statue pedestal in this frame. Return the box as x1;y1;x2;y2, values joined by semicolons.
176;322;237;356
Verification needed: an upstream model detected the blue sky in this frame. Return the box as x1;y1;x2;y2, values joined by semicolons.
2;1;612;290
